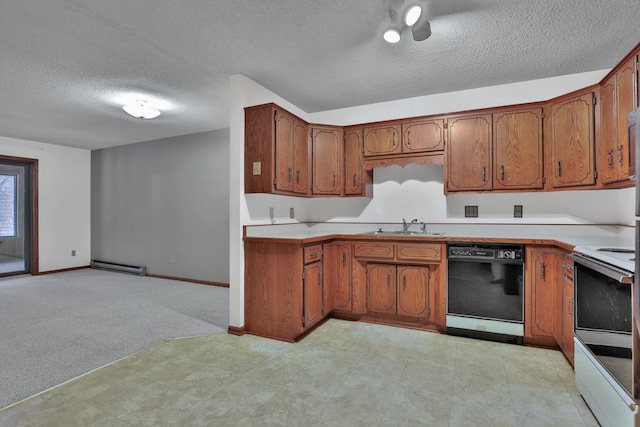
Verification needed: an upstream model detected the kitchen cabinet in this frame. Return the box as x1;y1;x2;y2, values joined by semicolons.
367;264;397;314
402;117;445;153
561;255;575;363
245;103;309;196
525;247;560;347
343;127;365;196
324;242;352;313
311;126;343;196
445;113;493;192
493;108;544;190
549;92;596;188
244;241;325;342
599;55;636;184
363;123;402;157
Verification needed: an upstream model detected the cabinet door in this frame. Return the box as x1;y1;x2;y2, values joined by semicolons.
311;127;342;195
275;111;295;192
402;118;445;153
363;125;402;157
600;75;618;184
493;108;544;190
445;114;492;192
616;56;636;181
550;93;595;188
562;262;575;363
324;243;352;312
344;128;364;195
366;264;396;314
304;262;324;328
526;248;559;343
397;265;430;318
293;119;309;194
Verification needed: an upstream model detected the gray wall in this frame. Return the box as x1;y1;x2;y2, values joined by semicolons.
91;129;230;283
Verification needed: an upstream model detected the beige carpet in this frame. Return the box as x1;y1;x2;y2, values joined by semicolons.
0;269;228;409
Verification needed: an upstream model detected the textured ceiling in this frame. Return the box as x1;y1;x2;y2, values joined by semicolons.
2;0;640;150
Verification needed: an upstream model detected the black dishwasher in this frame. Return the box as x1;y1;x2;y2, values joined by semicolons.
446;243;525;342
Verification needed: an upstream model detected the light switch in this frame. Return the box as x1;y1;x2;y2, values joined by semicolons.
252;161;261;175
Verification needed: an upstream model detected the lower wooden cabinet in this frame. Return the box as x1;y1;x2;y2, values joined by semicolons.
324;242;352;312
561;256;575;363
304;261;324;328
367;263;431;320
525;247;560;347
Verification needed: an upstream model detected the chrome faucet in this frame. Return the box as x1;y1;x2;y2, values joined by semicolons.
420;222;427;233
402;218;418;231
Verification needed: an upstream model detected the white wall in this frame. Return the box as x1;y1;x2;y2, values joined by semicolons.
230;69;624;328
0;136;91;272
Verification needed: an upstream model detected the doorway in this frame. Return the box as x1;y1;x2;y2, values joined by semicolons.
0;156;37;276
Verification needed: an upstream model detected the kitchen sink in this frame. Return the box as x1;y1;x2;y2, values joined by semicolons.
359;230;445;236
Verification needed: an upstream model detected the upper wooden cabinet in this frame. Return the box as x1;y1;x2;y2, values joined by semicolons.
549;92;596;189
493;108;544;190
343;127;372;197
245;104;309;196
311;126;343;196
599;55;637;184
445;113;493;192
363;124;402;156
402;118;445;153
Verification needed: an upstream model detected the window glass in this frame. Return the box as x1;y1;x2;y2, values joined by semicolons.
0;174;17;238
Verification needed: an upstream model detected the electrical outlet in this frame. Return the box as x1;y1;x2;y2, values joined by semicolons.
71;250;76;256
514;205;523;218
290;207;294;218
464;205;478;218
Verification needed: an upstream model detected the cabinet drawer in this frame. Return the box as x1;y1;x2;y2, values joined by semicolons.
396;243;441;263
304;245;323;264
354;242;394;260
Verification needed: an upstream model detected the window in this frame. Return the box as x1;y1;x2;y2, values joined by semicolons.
0;174;17;238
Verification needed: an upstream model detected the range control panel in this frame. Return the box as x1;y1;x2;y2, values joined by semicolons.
448;244;524;261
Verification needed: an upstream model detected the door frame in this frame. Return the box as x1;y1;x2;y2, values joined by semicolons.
0;155;38;275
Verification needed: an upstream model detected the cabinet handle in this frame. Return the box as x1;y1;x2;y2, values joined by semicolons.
342;251;347;267
617;145;623;165
607;150;614;168
332;174;336;187
568;297;574;317
296;170;300;184
310;252;318;258
406;131;411;146
482;166;486;182
392;133;397;147
353;173;357;187
387;272;391;288
540;261;545;279
318;272;322;287
288;167;293;183
402;275;406;290
500;165;504;181
558;160;562;177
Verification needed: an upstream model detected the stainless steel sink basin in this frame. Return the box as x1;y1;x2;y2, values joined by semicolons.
359;230;445;236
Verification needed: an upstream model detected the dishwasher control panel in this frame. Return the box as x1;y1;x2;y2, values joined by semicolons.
448;244;523;261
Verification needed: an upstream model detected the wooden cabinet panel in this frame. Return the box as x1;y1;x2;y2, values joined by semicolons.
304;262;324;328
616;57;636;182
304;245;323;264
324;243;352;312
397;265;430;318
354;242;394;260
344;128;364;196
562;257;575;363
367;264;396;314
600;75;618;184
550;92;595;188
311;126;342;195
396;243;441;263
363;124;402;157
526;247;560;345
493;108;544;190
244;104;309;196
446;114;492;192
402;118;445;153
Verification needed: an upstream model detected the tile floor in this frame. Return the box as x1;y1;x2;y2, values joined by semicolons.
0;319;598;426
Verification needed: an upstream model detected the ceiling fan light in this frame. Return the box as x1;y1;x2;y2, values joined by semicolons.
122;100;161;119
383;28;401;43
404;5;422;26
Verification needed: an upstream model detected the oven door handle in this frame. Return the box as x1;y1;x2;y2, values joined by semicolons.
568;253;634;284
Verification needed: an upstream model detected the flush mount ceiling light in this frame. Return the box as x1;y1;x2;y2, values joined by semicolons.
383;1;430;43
122;99;161;119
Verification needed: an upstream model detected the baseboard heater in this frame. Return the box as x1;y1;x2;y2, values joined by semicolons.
90;260;147;276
